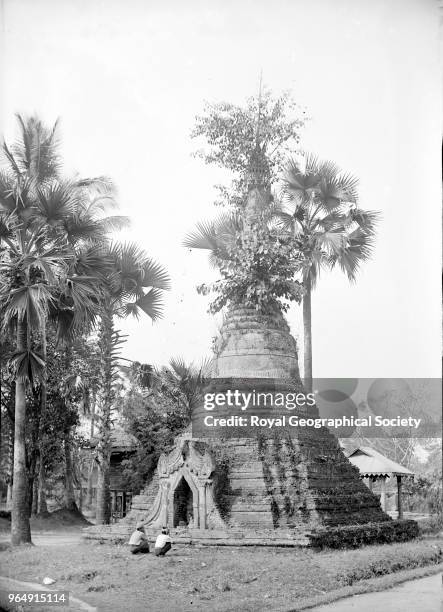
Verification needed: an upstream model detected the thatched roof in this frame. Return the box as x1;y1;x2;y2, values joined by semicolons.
347;447;414;478
88;426;138;452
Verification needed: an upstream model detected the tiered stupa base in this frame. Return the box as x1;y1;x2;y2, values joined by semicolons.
84;307;394;546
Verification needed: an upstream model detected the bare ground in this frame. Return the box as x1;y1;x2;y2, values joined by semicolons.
0;534;442;612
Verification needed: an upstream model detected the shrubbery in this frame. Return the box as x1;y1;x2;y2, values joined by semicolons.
309;519;419;549
417;514;443;536
336;540;443;585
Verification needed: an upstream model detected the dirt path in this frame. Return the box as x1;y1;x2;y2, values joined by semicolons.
309;573;442;612
0;531;82;547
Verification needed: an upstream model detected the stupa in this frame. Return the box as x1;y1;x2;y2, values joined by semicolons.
85;146;392;546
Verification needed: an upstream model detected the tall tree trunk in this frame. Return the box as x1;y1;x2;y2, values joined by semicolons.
37;319;48;515
89;388;96;439
95;310;114;525
96;458;111;524
37;457;48;514
31;462;39;515
63;433;78;511
85;461;95;511
27;396;40;518
0;367;2;461
11;318;32;545
303;276;312;393
85;390;96;510
6;483;12;511
6;421;14;511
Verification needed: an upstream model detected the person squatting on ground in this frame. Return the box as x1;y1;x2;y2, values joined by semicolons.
154;527;172;556
128;523;150;554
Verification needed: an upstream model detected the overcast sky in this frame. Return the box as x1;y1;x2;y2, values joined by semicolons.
1;0;441;378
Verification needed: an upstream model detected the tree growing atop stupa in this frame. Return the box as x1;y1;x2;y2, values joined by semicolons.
185;87;305;316
186;86;378;389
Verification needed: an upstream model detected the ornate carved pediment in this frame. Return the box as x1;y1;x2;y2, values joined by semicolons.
157;440;186;477
187;442;215;480
157;438;215;481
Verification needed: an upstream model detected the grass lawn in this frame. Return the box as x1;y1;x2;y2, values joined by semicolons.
0;535;442;611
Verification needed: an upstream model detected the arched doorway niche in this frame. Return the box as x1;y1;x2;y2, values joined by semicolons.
169;469;199;529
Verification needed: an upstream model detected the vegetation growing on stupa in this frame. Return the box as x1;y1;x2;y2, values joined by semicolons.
187;86;379;388
195;214;303;314
187;88;305;314
191;88;306;210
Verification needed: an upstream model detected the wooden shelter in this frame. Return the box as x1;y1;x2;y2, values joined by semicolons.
85;427;138;520
347;447;414;519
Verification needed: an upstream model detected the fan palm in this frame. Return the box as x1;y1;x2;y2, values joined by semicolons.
184;153;377;393
0;215;105;543
94;242;170;524
159;357;211;421
0;115;125;544
279;153;378;390
183;213;243;268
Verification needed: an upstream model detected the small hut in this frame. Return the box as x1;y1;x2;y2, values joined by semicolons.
347;446;414;518
83;427;138;520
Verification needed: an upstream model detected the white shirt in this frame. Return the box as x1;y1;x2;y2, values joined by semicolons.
155;533;172;548
129;530;145;546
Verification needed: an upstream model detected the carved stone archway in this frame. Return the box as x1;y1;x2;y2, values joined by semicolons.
139;436;220;530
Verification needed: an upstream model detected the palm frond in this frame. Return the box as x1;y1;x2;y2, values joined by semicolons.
214;212;242;244
133;288;164;321
169;356;191;379
3;283;54;330
318;158;340;179
95;215;131;233
61;275;103;329
0;211;16;242
35;182;76;226
120;302;141;319
0;170;18;213
183;212;240;265
316;176;345;212
2;142;22;177
74;176;116;197
140;257;171;290
269;210;295;233
73;244;113;278
183;219;220;250
335;172;359;201
282;156;320;195
351;208;380;235
111;241;144;270
331;228;376;281
21;249;69;284
316;211;351;232
316;229;348;256
63;212;103;244
10;348;45;385
51;307;75;343
14;114;61;182
165;356;209;412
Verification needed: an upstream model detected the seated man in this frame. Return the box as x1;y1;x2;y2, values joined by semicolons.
154;527;172;556
128;523;150;554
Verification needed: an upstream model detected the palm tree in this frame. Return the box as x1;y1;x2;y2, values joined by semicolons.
184;153;377;392
158;357;211;422
0;115;123;543
94;243;170;524
0;214;103;543
279;153;378;390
